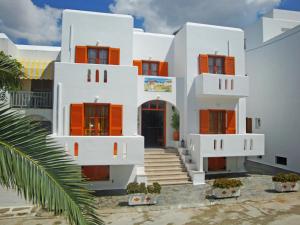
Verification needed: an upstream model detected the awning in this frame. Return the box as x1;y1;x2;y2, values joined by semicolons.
18;59;54;80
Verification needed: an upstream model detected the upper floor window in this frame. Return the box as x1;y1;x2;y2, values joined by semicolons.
88;47;109;64
208;56;225;74
142;61;159;76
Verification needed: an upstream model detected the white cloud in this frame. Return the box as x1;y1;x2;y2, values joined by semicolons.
0;0;61;45
110;0;282;34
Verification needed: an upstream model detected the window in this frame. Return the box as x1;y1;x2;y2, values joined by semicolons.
84;104;109;136
82;165;110;181
104;70;108;83
255;118;261;129
208;56;225;74
276;156;287;166
209;110;226;134
142;61;159;75
87;47;109;64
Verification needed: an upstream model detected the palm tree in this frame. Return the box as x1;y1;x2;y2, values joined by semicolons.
0;51;103;225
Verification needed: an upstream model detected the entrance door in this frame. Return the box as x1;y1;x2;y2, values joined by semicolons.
141;101;165;148
208;157;226;171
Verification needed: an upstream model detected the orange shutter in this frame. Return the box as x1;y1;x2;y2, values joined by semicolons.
226;110;236;134
109;104;123;136
224;56;235;75
70;104;84;136
133;60;143;75
82;166;110;181
199;110;209;134
108;48;120;65
159;61;168;77
75;46;87;63
198;54;209;74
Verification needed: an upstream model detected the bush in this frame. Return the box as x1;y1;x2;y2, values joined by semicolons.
127;182;161;194
213;178;243;189
153;182;161;194
272;173;300;183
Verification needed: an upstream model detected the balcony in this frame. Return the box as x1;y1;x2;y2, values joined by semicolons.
137;75;176;106
10;91;53;109
195;74;249;98
52;135;144;165
188;133;264;158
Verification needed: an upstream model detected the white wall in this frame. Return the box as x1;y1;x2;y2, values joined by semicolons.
133;32;174;75
61;10;133;65
184;23;246;137
246;25;300;173
53;63;138;136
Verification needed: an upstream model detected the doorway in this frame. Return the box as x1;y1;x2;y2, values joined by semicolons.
141;101;166;148
208;157;226;171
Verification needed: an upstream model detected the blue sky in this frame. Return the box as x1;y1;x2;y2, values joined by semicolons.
0;0;300;45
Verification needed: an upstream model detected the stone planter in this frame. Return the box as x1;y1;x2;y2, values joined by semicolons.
212;187;241;199
128;194;159;206
274;182;299;192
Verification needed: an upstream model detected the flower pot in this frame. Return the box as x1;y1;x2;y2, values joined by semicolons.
128;194;159;206
274;182;299;192
212;187;241;199
173;131;179;141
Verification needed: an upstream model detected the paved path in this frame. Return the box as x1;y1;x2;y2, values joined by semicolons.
1;191;300;225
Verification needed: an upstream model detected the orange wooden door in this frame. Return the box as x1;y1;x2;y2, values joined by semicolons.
208;157;226;171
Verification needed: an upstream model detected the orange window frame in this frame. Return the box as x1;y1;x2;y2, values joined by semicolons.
87;46;109;64
142;60;160;76
84;103;110;136
208;55;226;74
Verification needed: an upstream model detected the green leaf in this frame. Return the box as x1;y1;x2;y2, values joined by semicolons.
0;104;103;225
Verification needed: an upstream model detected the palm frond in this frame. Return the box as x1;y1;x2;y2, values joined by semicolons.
0;51;23;91
0;104;103;225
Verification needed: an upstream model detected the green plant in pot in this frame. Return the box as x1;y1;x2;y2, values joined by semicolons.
127;182;161;205
212;178;243;199
272;173;300;192
171;110;180;141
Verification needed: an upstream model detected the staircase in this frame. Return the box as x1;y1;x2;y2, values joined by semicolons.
144;148;191;185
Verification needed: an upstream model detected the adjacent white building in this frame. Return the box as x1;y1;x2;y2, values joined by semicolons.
1;9;264;190
245;9;300;173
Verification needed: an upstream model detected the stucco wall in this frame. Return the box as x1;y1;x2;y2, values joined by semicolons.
246;25;300;173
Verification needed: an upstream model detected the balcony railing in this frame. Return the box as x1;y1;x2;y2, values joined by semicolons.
10;91;53;109
195;74;249;98
188;133;264;158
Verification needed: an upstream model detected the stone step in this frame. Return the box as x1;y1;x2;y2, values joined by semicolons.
144;158;181;163
146;170;188;176
145;167;186;172
144;154;179;159
147;174;189;180
145;152;178;156
145;162;183;167
148;179;192;186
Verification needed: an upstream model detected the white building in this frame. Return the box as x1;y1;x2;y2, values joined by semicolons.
245;9;300;173
1;9;264;190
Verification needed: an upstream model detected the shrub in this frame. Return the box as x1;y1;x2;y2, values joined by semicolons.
126;182;140;194
127;182;161;194
213;178;243;189
272;173;300;183
153;182;161;194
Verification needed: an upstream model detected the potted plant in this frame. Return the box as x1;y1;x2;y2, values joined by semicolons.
127;182;161;206
212;178;243;199
171;110;180;141
272;173;300;192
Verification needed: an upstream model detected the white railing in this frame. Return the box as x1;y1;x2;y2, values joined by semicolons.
195;74;249;97
188;133;264;158
52;135;144;165
10;91;53;109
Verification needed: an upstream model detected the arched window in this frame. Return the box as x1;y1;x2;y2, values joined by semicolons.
87;69;91;82
113;142;118;156
104;70;107;83
74;142;79;157
95;69;99;83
